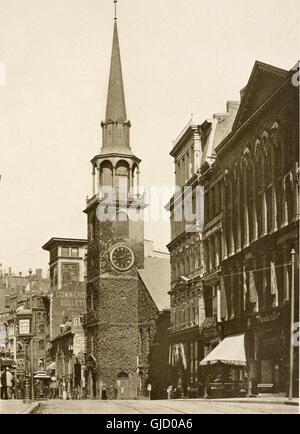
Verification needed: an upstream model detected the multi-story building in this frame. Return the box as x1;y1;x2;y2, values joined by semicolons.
0;269;50;374
199;61;299;397
166;118;204;398
199;102;239;368
166;103;238;397
42;238;87;292
42;238;88;392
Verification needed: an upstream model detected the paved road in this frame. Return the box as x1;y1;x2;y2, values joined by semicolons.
0;399;31;414
33;399;298;414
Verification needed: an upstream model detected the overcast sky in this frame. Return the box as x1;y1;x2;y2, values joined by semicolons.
0;0;299;276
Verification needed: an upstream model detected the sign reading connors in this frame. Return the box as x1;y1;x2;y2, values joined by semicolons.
51;283;86;338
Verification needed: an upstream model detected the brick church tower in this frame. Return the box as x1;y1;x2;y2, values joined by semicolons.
83;5;163;400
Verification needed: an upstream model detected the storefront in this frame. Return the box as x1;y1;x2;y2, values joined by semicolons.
168;334;205;399
246;305;298;395
200;334;248;398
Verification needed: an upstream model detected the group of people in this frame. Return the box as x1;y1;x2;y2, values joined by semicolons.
48;377;84;400
0;367;16;399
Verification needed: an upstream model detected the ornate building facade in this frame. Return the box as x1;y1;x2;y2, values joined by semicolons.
166;103;238;397
200;61;299;396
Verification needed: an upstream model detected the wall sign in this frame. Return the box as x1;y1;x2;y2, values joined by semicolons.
19;319;30;335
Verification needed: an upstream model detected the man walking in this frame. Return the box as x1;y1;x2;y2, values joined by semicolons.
1;368;7;399
6;368;12;399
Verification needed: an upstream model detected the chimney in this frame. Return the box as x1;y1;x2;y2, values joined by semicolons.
226;100;240;114
240;86;246;101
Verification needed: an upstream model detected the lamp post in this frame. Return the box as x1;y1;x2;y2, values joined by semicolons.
28;269;35;401
16;308;32;404
288;249;295;401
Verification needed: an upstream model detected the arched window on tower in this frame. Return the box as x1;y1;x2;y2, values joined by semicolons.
100;161;113;187
116;161;129;197
132;165;139;196
115;211;129;239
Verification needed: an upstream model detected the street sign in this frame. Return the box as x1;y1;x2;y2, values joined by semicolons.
19;319;30;335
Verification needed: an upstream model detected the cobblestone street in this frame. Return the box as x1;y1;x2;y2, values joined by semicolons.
30;399;298;414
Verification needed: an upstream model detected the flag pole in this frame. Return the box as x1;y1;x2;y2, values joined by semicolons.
288;249;295;401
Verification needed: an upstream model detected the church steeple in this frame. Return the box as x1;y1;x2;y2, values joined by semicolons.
87;2;141;200
105;20;127;122
100;4;133;155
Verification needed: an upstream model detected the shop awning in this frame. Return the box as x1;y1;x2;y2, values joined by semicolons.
0;357;16;368
200;334;246;367
34;371;51;379
46;361;56;371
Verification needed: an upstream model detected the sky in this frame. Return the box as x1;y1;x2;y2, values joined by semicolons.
0;0;299;276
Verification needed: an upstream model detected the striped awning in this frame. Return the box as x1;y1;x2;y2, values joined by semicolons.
200;334;246;367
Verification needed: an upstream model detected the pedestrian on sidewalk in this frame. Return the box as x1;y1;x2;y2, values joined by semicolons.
101;385;107;400
6;368;12;399
167;385;173;399
1;369;7;399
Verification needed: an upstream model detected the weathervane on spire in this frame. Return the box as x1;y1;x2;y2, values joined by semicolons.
114;0;118;20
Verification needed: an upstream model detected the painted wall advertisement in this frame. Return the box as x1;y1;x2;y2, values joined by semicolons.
51;282;86;339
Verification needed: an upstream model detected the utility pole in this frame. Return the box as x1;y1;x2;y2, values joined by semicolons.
29;269;35;401
288;249;295;401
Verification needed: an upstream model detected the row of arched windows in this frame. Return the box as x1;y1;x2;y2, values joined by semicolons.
97;160;139;192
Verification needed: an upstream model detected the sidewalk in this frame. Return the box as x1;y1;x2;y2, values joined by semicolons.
177;395;299;407
0;399;40;414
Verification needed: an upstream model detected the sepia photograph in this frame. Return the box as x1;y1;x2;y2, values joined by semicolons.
0;0;299;420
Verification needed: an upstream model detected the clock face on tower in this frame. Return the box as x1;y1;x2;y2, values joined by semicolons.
110;244;135;272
